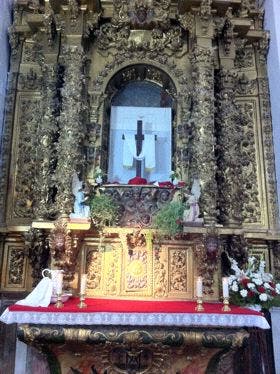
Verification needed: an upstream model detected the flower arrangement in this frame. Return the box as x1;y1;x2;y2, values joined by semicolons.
228;256;280;310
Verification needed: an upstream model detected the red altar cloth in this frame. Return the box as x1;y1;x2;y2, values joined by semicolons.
9;297;261;315
0;298;270;329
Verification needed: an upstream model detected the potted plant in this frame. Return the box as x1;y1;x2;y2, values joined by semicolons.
89;193;119;230
153;201;184;237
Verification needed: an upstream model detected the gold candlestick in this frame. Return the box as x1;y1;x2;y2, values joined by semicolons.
78;293;87;308
55;293;63;308
195;296;205;312
222;297;231;312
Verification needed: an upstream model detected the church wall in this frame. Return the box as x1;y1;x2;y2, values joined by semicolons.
0;1;13;137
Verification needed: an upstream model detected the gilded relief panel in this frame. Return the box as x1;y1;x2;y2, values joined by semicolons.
85;246;103;293
122;239;153;297
1;242;29;291
85;240;122;297
8;94;42;223
84;239;196;299
167;245;194;299
236;98;266;227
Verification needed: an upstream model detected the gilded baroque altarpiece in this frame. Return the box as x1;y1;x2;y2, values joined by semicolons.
0;0;279;296
0;0;279;372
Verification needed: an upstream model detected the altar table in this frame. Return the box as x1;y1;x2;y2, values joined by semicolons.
0;297;270;329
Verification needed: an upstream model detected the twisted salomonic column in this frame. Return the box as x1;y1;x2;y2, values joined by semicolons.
55;45;86;215
33;63;58;219
189;46;217;224
215;69;243;226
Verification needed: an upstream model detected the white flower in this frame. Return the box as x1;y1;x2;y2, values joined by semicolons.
248;257;256;266
263;273;273;282
230;259;241;274
264;282;272;289
228;275;236;285
259;260;266;273
259;293;268;302
252;278;263;286
276;284;280;295
231;282;239;292
240;289;248;298
247;283;256;289
95;176;103;184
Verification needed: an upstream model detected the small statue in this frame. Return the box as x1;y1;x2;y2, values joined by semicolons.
183;178;203;224
70;173;90;219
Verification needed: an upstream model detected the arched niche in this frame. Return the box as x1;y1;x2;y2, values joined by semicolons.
101;64;177;184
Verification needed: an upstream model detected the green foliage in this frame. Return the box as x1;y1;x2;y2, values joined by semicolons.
153;201;184;236
89;193;119;229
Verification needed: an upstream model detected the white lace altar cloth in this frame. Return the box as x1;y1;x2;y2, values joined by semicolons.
0;308;270;329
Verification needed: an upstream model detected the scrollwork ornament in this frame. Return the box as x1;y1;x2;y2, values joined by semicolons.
14;98;42;218
24;229;50;287
199;0;213;35
170;249;187;292
178;12;195;34
87;248;102;290
234;39;254;69
8;248;26;285
237;102;261;223
222;234;248;269
18;68;43;91
194;243;218;295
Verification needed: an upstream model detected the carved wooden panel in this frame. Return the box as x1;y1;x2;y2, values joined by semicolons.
236;99;264;226
167;245;194;298
84;237;196;300
8;94;42;222
1;243;29;291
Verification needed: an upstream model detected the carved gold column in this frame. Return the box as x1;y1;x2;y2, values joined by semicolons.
55;45;86;215
189;1;217;224
54;1;87;216
216;17;243;226
33;63;58;219
256;34;280;231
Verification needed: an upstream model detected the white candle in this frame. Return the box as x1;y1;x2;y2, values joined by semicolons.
222;277;229;298
56;272;63;294
80;273;87;294
196;276;203;298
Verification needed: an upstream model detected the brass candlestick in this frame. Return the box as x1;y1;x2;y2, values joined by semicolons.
195;296;205;312
55;293;63;308
78;293;87;308
222;297;231;312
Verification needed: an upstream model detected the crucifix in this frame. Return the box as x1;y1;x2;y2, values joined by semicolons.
135;120;144;177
